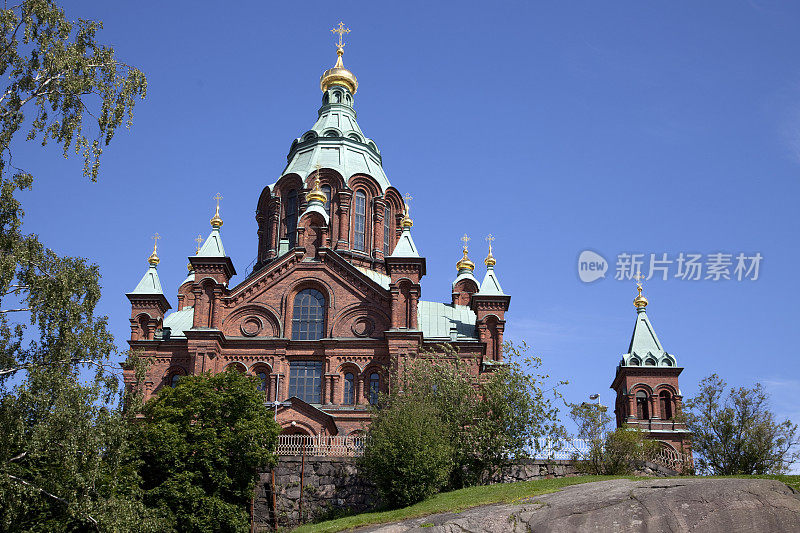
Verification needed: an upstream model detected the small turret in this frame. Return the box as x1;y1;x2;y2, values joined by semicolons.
127;234;171;341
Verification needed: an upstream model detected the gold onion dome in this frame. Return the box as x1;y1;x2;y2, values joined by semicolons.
401;205;413;228
320;23;358;94
210;193;223;229
148;233;160;266
484;247;496;267
633;285;648;309
456;248;475;272
306;178;327;203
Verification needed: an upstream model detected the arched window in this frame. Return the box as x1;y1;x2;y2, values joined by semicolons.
659;391;673;419
292;288;325;340
368;372;380;405
284;189;298;248
354;190;366;252
256;372;268;392
170;374;181;388
644;358;656;366
383;206;391;255
343;372;355;405
636;391;650;420
629;357;640;366
321;185;332;216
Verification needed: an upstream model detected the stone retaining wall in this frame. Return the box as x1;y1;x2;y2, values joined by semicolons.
253;457;587;531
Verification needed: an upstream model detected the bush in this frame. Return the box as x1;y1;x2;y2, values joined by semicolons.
360;397;453;508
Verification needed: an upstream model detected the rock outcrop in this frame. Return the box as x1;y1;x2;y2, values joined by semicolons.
356;478;800;532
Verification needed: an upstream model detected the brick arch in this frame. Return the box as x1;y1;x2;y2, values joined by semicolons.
273;173;303;197
284;281;331;339
629;383;654;395
347;174;382;197
654;383;678;395
384;187;404;212
330;303;389;339
221;303;281;338
225;362;247;373
305;166;345;190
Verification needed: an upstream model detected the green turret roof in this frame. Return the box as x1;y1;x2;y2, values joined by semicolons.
620;293;677;368
389;226;419;258
197;227;225;257
129;264;164;295
478;265;504;296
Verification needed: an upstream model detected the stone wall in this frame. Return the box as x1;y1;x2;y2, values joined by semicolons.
253;457;587;531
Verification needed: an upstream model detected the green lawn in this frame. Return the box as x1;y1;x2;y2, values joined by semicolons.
292;474;800;533
291;475;630;533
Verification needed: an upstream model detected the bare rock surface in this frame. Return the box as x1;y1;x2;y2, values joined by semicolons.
354;478;800;533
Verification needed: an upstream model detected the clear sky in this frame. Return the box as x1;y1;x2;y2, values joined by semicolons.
13;1;800;455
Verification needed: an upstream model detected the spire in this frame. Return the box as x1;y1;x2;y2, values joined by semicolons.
621;279;677;367
320;22;358;94
130;234;164;295
299;169;330;225
390;193;419;258
197;193;226;257
478;234;505;295
633;271;648;312
455;234;475;273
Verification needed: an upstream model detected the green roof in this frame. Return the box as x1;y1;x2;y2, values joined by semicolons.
129;265;163;295
161;306;194;338
389;227;420;258
478;266;505;295
417;300;477;341
620;308;677;367
197;228;225;257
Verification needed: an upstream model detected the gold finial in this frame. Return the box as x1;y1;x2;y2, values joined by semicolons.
210;193;223;229
148;233;161;266
189;234;203;271
633;271;648;309
320;22;358;93
401;192;414;228
484;234;496;267
456;234;475;272
306;165;328;203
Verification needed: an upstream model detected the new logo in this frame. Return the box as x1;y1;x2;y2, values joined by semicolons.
578;250;608;283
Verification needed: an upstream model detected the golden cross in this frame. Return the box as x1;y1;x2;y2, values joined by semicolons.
403;192;413;216
486;233;495;249
195;234;203;253
633;270;645;288
331;21;351;49
213;192;223;208
152;232;161;253
461;233;470;250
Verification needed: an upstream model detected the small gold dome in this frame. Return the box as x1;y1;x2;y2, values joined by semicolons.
400;203;413;228
456;248;475;272
484;248;496;267
633;285;648;309
210;205;223;229
320;47;358;94
187;262;193;272
306;178;327;204
148;250;159;267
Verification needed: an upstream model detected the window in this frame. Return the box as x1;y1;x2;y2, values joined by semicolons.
636;391;649;420
292;288;325;340
354;190;366;252
257;372;268;392
288;361;322;404
383;206;391;255
629;357;640;366
284;189;298;248
343;372;355;405
644;358;656;366
322;185;332;216
368;372;380;405
659;391;673;419
170;374;181;388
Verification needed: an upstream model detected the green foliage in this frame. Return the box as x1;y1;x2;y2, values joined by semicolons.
0;1;148;530
567;402;657;475
135;370;281;532
360;397;453;508
684;374;800;475
362;341;565;507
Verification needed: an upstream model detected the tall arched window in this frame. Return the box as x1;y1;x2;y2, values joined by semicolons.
321;185;332;216
659;391;673;419
256;372;268;392
368;372;380;405
343;372;355;405
170;373;181;388
383;206;391;255
636;391;649;420
292;288;325;340
284;189;298;248
354;190;366;252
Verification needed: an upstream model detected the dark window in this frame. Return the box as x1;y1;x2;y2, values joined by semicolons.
644;358;656;366
659;391;673;419
343;372;355;405
354;190;366;252
322;185;332;216
284;189;298;248
636;391;649;420
170;374;181;388
383;206;391;255
292;288;325;340
369;372;380;405
288;361;322;404
257;372;268;392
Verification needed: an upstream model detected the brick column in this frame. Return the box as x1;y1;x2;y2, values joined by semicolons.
372;198;387;261
336;190;352;249
211;287;223;329
649;394;659;419
409;287;420;329
268;197;280;259
627;394;636;419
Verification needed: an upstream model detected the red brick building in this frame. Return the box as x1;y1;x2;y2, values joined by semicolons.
123;37;510;436
610;283;692;464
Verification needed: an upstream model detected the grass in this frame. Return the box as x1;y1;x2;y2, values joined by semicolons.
291;474;800;533
291;475;630;533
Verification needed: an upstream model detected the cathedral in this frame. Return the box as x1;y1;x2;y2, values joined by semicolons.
123;26;510;437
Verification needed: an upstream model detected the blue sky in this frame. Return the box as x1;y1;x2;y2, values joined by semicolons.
13;1;800;452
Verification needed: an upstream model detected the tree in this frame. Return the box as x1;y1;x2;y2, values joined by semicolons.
360;397;453;508
135;370;281;533
0;1;147;529
362;341;565;502
684;374;800;475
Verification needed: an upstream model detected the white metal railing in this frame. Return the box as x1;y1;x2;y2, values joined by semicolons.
653;446;692;472
275;434;367;457
524;438;591;460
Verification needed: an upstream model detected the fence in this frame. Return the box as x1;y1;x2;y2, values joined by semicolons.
275;434;367;457
525;438;591;460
